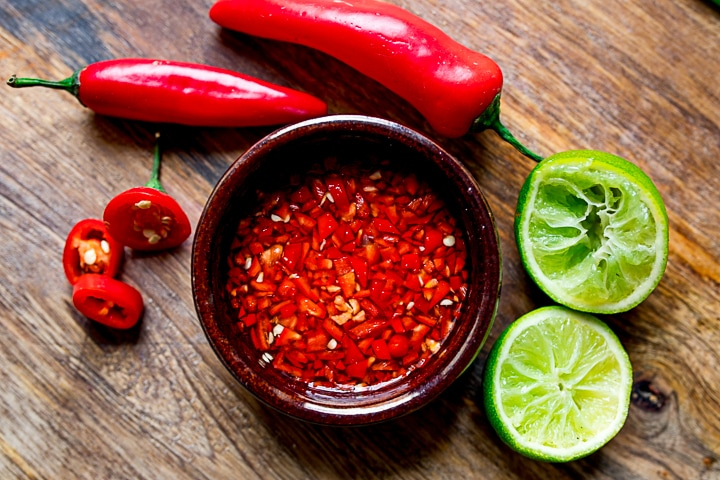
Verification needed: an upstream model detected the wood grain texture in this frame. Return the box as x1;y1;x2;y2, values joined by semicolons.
1;0;719;478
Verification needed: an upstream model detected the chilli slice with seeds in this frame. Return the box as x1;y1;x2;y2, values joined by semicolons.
103;134;191;251
62;218;124;285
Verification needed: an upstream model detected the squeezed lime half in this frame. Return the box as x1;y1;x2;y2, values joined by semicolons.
515;150;668;314
483;306;633;462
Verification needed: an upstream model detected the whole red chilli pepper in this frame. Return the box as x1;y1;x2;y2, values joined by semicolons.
209;0;542;161
7;58;327;127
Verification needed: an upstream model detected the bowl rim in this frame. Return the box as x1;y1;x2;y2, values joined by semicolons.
192;114;502;425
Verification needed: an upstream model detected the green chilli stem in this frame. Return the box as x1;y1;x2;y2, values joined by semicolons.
6;71;81;98
145;133;166;193
472;94;543;163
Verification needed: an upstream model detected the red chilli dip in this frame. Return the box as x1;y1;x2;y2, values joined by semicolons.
224;156;469;389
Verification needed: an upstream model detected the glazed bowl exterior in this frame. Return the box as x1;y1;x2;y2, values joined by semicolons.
192;115;501;425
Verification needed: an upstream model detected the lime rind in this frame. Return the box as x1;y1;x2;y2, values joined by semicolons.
483;306;632;462
515;150;668;314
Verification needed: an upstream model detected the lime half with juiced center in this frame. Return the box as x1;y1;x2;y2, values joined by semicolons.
515;150;669;314
483;306;633;462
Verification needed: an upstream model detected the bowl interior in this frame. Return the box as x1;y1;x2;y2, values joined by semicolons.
192;116;501;425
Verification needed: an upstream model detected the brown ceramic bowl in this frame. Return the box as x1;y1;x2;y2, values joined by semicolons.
192;115;501;425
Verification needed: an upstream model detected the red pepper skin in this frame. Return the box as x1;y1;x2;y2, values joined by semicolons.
72;274;144;329
8;59;327;127
103;186;192;251
209;0;503;138
62;218;124;285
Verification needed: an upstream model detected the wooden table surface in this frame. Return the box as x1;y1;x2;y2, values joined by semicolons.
1;0;719;478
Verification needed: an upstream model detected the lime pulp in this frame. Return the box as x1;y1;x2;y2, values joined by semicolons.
483;306;633;462
515;150;668;314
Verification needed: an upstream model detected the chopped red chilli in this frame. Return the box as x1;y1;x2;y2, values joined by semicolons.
225;158;469;388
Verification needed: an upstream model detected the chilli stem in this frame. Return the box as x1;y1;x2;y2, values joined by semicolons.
6;71;81;98
145;133;166;192
472;94;543;163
